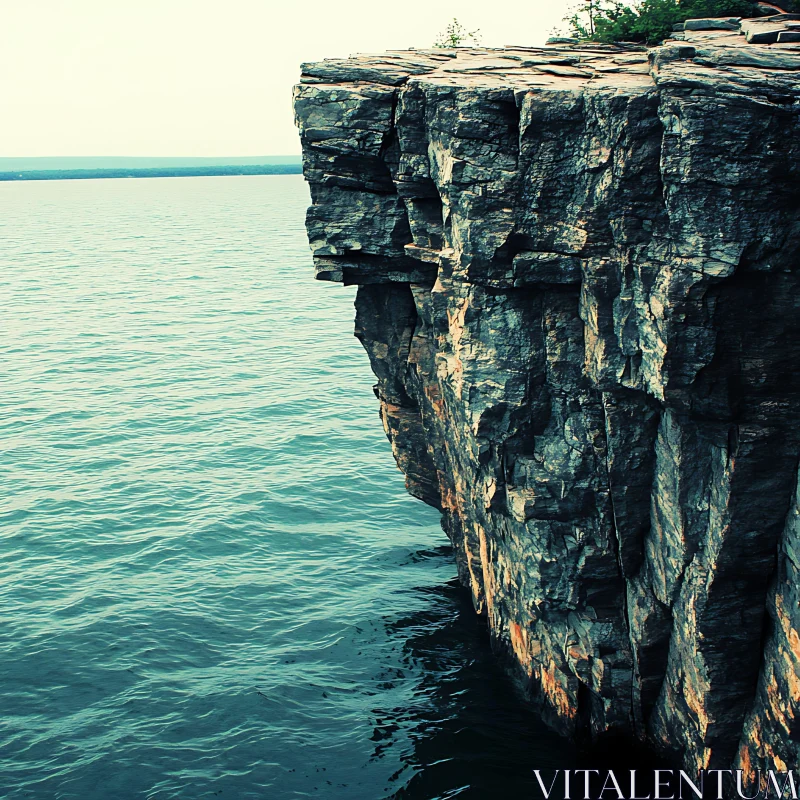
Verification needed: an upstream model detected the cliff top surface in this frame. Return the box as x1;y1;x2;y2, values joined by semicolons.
298;16;800;96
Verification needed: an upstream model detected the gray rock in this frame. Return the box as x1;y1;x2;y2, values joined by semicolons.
741;18;789;43
294;34;800;773
684;17;741;30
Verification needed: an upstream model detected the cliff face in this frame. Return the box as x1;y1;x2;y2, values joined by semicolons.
293;23;800;774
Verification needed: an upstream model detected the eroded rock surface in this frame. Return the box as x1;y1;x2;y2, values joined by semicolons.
293;26;800;772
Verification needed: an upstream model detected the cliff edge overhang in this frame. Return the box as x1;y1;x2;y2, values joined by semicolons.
293;22;800;776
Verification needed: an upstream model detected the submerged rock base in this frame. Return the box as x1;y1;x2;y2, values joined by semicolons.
294;29;800;774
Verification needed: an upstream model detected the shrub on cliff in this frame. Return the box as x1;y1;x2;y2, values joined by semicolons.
567;0;799;44
434;18;482;47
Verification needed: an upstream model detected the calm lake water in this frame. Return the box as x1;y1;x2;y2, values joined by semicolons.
0;175;573;799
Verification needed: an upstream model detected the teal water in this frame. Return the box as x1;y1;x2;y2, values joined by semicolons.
0;175;572;799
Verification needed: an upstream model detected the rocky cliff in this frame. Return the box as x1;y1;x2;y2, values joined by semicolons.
293;20;800;775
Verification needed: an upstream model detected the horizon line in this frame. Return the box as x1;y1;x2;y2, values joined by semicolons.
0;154;302;159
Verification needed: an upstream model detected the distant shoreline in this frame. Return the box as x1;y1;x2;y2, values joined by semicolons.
0;164;303;182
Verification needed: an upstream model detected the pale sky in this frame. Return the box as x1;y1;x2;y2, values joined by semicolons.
0;0;575;157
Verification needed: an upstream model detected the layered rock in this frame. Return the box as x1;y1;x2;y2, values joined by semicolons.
293;26;800;774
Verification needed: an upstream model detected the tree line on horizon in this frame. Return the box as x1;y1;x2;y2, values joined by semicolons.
0;164;303;182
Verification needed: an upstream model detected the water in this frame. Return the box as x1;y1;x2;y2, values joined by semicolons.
0;175;573;799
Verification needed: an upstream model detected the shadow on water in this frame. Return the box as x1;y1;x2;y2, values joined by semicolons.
370;546;577;799
378;546;669;800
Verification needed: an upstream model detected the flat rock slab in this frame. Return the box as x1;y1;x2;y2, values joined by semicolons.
298;20;800;97
684;17;741;30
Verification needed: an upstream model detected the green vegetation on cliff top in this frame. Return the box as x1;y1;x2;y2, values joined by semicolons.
567;0;800;44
